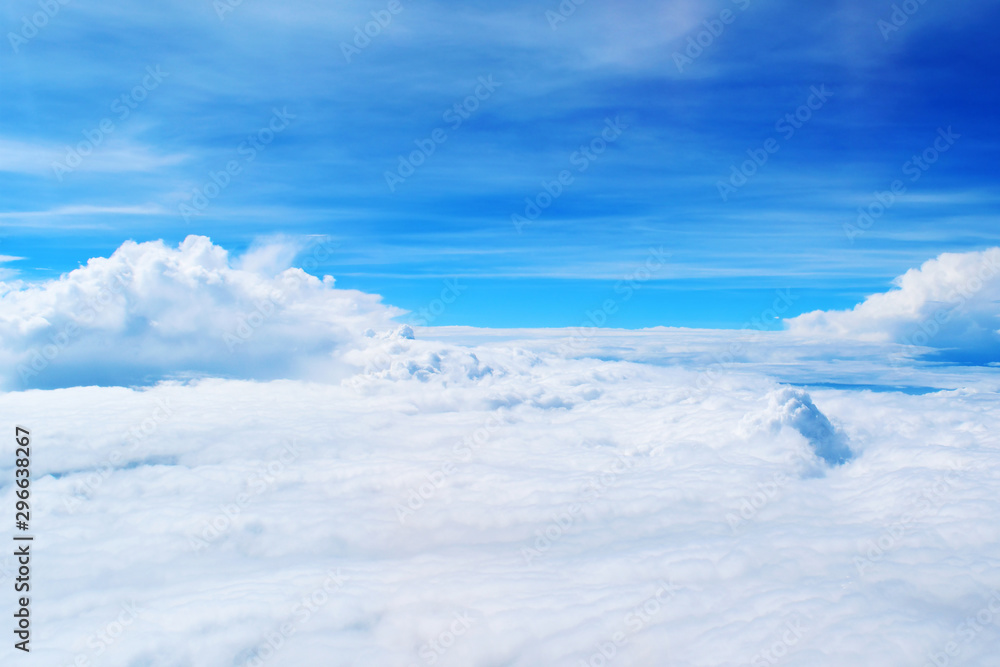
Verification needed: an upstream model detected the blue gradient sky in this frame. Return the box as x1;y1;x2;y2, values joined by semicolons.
2;0;998;328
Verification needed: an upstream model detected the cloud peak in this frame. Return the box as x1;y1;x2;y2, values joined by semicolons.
0;236;401;389
787;247;1000;364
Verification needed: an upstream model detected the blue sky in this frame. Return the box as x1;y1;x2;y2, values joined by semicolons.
2;0;998;328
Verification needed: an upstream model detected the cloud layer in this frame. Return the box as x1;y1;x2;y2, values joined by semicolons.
2;346;998;666
0;240;998;665
3;240;999;393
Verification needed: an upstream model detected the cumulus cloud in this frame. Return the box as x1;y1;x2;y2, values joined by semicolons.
6;239;998;393
741;387;853;466
787;247;1000;363
0;235;401;390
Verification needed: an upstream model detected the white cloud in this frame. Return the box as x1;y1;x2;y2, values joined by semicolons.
5;239;999;393
235;235;310;275
740;387;853;466
2;348;997;665
0;235;401;389
787;247;1000;363
0;240;999;665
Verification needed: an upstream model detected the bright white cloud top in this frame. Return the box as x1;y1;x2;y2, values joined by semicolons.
0;239;998;666
0;236;401;390
788;248;1000;364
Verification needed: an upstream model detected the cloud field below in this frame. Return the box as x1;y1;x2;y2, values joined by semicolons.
0;238;998;666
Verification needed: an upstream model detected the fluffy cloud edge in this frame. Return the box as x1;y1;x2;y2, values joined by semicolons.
0;235;404;390
786;247;1000;362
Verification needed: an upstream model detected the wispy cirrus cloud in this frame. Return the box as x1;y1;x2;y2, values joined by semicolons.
0;204;169;219
2;0;999;324
0;137;187;176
